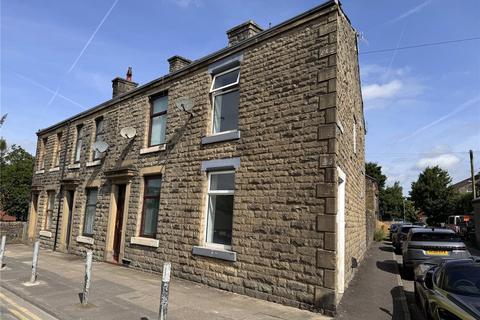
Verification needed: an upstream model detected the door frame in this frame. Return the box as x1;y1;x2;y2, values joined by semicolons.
105;182;131;263
27;193;40;240
59;190;75;252
336;167;346;299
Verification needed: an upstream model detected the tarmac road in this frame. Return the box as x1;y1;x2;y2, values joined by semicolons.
0;286;58;320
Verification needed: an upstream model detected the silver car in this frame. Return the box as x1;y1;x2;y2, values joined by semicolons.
393;224;422;254
402;228;471;272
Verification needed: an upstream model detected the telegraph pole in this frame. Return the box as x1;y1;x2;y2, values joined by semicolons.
470;150;476;198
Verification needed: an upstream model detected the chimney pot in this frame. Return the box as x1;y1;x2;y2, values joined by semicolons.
126;66;133;81
167;55;192;73
226;20;263;47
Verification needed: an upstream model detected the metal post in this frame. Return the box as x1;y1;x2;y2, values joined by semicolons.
0;235;6;269
82;250;93;306
30;240;40;283
470;150;476;198
159;262;171;320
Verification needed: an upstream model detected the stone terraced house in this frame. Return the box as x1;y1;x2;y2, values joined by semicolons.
27;0;367;314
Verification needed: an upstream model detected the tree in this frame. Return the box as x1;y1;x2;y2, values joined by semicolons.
365;162;387;190
0;113;7;158
410;166;455;224
380;181;404;217
0;145;35;220
451;192;474;214
404;199;418;222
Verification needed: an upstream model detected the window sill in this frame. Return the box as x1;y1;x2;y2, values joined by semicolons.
140;144;166;155
76;236;94;245
86;160;101;167
35;169;45;174
130;237;159;248
67;163;80;170
192;245;236;262
201;130;240;145
49;167;60;172
39;230;52;238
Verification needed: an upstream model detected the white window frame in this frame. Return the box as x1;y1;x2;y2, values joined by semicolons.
209;66;240;93
204;170;235;251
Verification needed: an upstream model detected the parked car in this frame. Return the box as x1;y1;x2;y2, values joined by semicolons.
389;223;403;241
446;214;473;235
393;224;422;253
402;228;471;272
414;257;480;320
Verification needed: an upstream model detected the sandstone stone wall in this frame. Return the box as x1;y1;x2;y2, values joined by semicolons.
28;2;364;314
335;10;366;289
0;222;26;243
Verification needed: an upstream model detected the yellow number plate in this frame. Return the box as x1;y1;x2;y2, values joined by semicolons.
426;250;449;256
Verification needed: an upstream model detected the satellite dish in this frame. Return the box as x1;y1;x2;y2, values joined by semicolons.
175;97;194;114
120;127;136;139
93;140;109;153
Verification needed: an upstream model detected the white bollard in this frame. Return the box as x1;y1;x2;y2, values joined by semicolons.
30;240;40;283
0;235;6;269
82;250;93;305
159;262;171;320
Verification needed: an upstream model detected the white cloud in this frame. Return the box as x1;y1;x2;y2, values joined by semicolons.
362;80;403;101
168;0;202;8
416;154;461;170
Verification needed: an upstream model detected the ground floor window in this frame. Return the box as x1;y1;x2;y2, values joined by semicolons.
141;176;162;238
83;188;98;236
206;171;235;247
44;191;55;230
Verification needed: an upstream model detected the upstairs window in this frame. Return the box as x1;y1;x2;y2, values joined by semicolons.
140;176;162;238
210;67;240;134
44;191;55;230
74;125;84;163
83;188;98;236
205;171;235;248
53;132;62;167
149;94;168;146
93;117;105;160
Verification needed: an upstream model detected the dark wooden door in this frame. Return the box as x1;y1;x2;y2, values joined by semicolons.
113;185;126;262
65;191;75;249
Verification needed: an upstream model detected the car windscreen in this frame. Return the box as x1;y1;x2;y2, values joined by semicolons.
410;232;461;242
443;264;480;296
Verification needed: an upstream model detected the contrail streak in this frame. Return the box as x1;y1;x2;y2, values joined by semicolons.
67;0;119;74
398;95;480;142
390;0;431;24
14;72;86;110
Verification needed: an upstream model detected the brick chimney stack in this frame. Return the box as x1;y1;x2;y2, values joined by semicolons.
226;20;263;47
112;67;138;98
168;55;191;73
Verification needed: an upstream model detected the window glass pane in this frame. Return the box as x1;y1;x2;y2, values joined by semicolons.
84;206;95;235
96;119;104;135
207;194;233;245
143;198;159;236
146;177;162;196
212;69;239;90
213;90;239;133
75;139;82;162
153;96;168;114
150;115;166;145
87;189;98;205
210;173;235;191
48;193;55;210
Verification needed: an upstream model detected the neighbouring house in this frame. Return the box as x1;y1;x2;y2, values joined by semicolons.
451;173;480;197
365;175;379;244
0;210;17;222
27;0;366;314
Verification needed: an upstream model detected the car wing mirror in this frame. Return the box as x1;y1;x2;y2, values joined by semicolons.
415;274;425;283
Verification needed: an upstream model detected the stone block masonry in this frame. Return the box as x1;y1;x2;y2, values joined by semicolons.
27;0;366;315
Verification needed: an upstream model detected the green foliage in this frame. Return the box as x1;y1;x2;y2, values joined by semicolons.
365;162;387;190
410;166;455;224
374;228;386;241
404;199;418;222
380;181;404;217
451;192;474;214
0;144;35;220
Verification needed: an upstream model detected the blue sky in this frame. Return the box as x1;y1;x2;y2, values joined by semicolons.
1;0;479;194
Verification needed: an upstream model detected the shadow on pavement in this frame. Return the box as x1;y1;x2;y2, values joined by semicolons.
379;246;394;252
390;286;407;320
376;260;398;275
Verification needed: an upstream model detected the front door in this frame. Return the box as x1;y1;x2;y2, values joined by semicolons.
65;191;75;250
28;194;39;240
113;184;126;262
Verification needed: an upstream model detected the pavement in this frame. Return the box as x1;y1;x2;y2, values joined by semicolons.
0;244;330;320
335;241;411;320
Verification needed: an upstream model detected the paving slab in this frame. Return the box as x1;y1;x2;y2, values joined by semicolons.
0;244;330;320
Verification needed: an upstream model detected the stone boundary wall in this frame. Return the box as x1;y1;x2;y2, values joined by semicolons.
0;222;26;243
